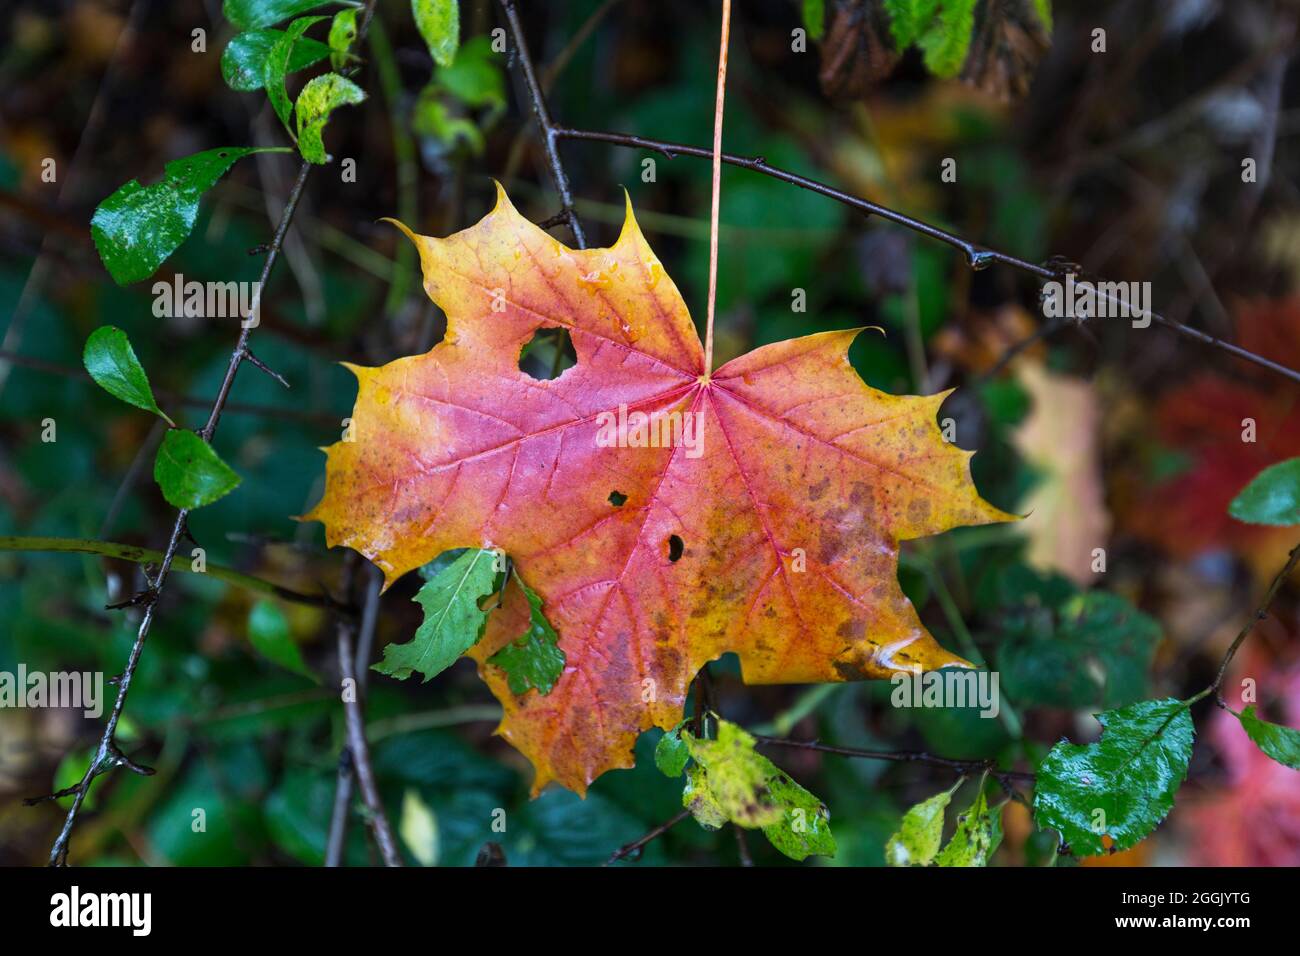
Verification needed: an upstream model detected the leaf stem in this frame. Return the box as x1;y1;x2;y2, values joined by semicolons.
703;0;731;376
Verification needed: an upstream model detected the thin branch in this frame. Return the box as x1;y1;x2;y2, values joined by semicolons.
604;809;691;866
499;0;586;249
551;127;1300;386
0;535;347;612
703;0;731;374
335;561;402;866
1204;539;1300;700
38;0;381;867
750;734;1036;783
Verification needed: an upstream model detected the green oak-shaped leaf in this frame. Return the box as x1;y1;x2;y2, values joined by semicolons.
221;28;331;91
1229;458;1300;526
91;147;284;285
1236;705;1300;770
248;599;316;681
654;723;690;777
412;0;459;68
265;16;331;134
937;789;1001;866
223;0;331;29
83;326;173;425
295;72;367;163
885;788;952;866
1034;697;1194;857
998;590;1162;709
153;429;241;509
487;576;565;696
374;548;499;681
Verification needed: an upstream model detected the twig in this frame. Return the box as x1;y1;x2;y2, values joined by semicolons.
38;0;381;867
0;535;347;612
499;0;586;249
334;561;402;866
604;809;691;866
551;128;1300;386
1199;539;1300;702
750;734;1036;783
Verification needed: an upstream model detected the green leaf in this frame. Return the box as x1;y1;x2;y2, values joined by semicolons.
153;429;241;509
802;0;826;41
936;789;1000;866
91;147;284;285
1236;705;1300;770
487;576;565;696
885;787;952;866
998;590;1162;708
1034;697;1194;856
435;36;505;109
918;0;977;77
374;548;499;681
1229;458;1300;526
1031;0;1053;33
412;0;459;68
682;721;783;828
221;28;330;91
680;719;836;859
248;599;316;680
295;72;367;164
761;769;837;861
654;724;691;777
883;0;940;50
328;8;359;71
223;0;331;30
83;326;173;425
399;789;439;866
265;16;331;134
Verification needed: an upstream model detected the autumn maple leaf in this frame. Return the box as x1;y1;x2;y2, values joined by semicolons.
305;185;1012;794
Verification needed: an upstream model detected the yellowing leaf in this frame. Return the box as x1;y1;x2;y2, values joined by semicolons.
305;186;1013;794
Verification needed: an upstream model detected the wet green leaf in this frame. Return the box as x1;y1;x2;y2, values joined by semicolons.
91;147;284;285
83;326;173;424
1034;697;1194;856
223;0;330;30
918;0;978;77
153;429;241;509
221;28;330;91
1236;705;1300;770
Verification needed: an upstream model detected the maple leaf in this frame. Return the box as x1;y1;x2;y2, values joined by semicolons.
305;185;1012;794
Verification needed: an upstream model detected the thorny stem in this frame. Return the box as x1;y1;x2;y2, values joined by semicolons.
39;0;381;867
703;0;731;375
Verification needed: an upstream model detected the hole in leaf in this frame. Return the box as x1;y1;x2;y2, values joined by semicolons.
518;328;575;381
667;534;684;562
608;491;627;507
